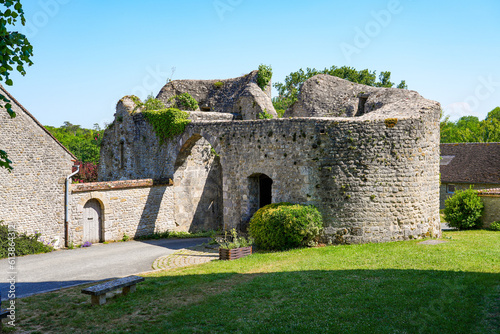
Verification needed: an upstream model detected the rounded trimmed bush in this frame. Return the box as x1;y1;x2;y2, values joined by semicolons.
248;202;323;250
444;188;484;230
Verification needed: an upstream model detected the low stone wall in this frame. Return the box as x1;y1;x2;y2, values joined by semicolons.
478;188;500;228
440;183;500;209
69;179;175;245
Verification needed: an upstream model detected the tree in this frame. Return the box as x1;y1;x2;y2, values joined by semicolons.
0;0;34;171
45;123;104;164
272;65;407;114
440;107;500;143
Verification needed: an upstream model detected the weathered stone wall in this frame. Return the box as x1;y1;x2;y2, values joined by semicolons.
478;189;500;228
439;183;500;209
157;70;277;119
69;179;175;245
179;113;441;243
0;85;75;247
99;75;442;244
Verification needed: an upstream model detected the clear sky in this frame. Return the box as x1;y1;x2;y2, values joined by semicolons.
5;0;500;128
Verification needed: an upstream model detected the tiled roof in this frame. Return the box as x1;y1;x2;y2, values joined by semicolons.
440;143;500;184
478;188;500;195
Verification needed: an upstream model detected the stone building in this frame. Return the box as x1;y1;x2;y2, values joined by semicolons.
90;72;441;245
0;85;75;247
440;142;500;209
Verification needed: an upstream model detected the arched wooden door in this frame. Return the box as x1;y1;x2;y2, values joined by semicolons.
83;199;102;243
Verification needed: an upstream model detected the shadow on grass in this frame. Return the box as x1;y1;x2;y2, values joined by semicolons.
0;280;104;301
5;269;499;334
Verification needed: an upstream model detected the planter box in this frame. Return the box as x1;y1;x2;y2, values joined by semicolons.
219;246;252;260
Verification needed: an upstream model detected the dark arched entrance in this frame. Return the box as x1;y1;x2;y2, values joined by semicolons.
247;173;273;223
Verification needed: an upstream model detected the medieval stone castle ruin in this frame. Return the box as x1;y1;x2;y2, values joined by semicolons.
68;69;441;246
0;69;442;247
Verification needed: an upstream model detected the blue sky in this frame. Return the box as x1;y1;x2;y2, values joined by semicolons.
5;0;500;128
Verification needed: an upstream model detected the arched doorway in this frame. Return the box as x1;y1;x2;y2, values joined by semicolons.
83;199;103;243
173;134;223;232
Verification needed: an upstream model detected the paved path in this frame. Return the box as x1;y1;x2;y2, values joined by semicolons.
0;238;209;300
152;244;219;270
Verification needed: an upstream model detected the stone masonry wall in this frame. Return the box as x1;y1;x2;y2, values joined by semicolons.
478;188;500;228
439;183;500;209
180;113;441;244
99;76;441;245
69;179;175;245
0;85;74;247
101;111;441;244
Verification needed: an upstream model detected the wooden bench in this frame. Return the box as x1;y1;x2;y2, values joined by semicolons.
81;275;145;306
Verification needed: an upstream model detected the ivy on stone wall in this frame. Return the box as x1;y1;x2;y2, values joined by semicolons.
142;108;191;144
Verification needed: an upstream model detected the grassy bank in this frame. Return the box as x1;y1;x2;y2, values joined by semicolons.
3;230;499;333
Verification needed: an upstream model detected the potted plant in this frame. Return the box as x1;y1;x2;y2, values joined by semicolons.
216;229;253;260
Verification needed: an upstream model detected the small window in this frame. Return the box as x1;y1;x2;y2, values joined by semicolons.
447;184;455;194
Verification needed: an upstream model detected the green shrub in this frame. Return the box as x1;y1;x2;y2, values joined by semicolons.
258;109;273;119
0;223;54;258
143;94;166;111
257;64;272;91
167;92;199;111
248;203;323;250
489;221;500;231
444;188;484;230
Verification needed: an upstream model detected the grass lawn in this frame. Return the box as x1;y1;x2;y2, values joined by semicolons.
2;230;499;333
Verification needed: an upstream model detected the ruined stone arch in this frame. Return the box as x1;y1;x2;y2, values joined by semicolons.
176;128;221;158
172;131;224;232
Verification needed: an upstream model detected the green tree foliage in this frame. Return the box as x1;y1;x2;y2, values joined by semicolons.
440;107;500;143
273;65;407;113
0;0;34;171
248;203;323;250
45;122;104;164
444;188;484;230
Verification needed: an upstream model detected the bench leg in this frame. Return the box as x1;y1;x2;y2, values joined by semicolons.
91;295;107;306
122;284;136;296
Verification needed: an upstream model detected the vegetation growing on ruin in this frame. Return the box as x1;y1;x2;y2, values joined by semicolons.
213;81;224;89
142;108;191;144
143;94;166;111
167;92;199;111
384;118;398;128
248;203;323;250
256;64;272;90
258;108;273;119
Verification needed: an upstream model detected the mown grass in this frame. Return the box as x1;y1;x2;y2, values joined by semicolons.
2;230;499;333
